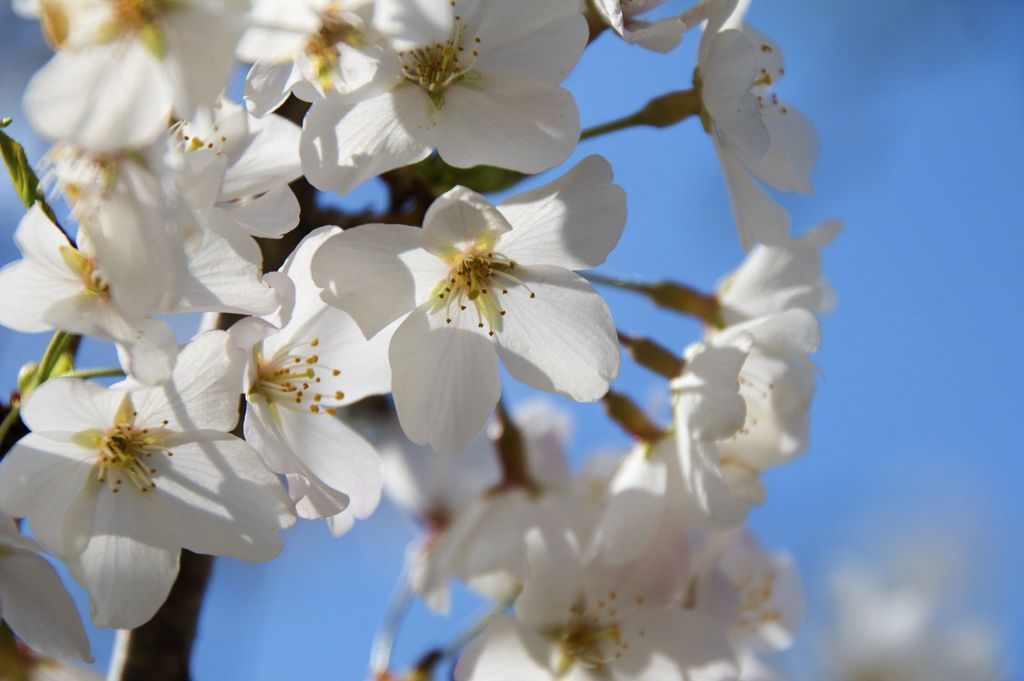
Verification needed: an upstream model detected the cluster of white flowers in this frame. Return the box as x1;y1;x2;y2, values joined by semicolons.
0;0;840;678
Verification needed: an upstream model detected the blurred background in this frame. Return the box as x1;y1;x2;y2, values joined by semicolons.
0;0;1021;678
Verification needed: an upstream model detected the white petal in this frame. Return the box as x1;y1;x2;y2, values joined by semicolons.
434;77;579;173
24;42;171;150
376;0;455;48
300;87;433;194
0;261;79;333
131;330;244;432
84;165;177;316
161;3;247;118
627;17;687;53
311;223;447;338
497;155;626;270
716;139;790;250
454;616;553;681
21;378;122;434
495;266;618;402
516;526;584;630
743;105;818;193
155;434;294;561
596;445;668;566
220;112;303;199
245;60;306;117
702;29;768;158
222;186;300;239
66;489;179;629
0;434;95;556
118;318;179;386
0;548;92;661
275;408;382;519
470;0;587;82
172;208;279;316
390;305;500;453
421;186;512;257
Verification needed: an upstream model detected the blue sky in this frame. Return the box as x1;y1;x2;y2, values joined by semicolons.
0;0;1022;678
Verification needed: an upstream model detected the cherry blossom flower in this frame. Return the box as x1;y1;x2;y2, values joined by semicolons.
42;143;181;321
596;310;819;564
23;0;250;150
710;311;820;507
455;530;736;681
232;227;392;537
169;97;303;242
826;564;1000;681
0;331;295;628
415;401;581;610
693;531;804;654
312;155;625;452
301;0;588;195
0;520;91;662
718;221;842;325
238;0;390;116
697;0;817;248
0;205;178;384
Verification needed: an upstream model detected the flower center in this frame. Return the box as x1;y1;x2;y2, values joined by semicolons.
305;7;364;89
252;338;345;416
431;250;534;336
551;595;631;673
399;2;481;109
101;0;182;56
59;245;110;297
733;565;782;633
75;399;173;494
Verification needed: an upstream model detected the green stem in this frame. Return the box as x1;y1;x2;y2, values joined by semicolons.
581;113;644;141
583;271;724;328
583;271;648;293
35;331;74;386
580;89;702;141
62;367;125;380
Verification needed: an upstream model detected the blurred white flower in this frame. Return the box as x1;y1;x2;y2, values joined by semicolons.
718;221;842;325
456;529;736;681
826;564;1001;681
23;0;250;150
238;0;389;115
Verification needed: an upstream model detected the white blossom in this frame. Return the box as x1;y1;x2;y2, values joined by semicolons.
718;221;842;325
233;226;391;537
0;205;178;384
0;331;295;628
312;155;625;452
300;0;587;195
416;401;580;610
238;0;389;116
826;564;1001;681
24;0;250;150
456;530;736;681
697;0;817;248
